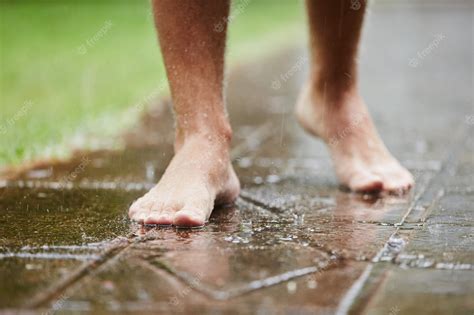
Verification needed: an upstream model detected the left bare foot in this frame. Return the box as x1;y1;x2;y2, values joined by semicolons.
128;134;240;227
296;84;414;194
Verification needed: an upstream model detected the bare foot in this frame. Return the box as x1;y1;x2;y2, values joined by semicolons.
296;85;414;194
128;135;240;227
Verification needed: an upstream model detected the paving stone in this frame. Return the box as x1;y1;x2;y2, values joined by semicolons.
0;188;134;250
47;256;211;314
0;187;136;310
0;258;82;309
126;205;331;296
364;266;474;315
0;2;473;313
228;261;368;315
396;192;474;267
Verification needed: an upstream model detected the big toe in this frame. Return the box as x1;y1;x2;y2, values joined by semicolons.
173;207;207;227
130;208;150;223
349;172;383;193
129;201;152;223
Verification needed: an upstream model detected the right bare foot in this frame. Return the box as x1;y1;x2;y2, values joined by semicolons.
296;84;414;194
128;135;240;227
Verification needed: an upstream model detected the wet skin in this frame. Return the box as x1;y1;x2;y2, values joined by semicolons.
129;0;414;227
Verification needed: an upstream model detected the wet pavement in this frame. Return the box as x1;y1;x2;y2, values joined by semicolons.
1;2;473;314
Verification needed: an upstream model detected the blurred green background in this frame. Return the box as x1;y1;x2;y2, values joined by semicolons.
0;0;304;168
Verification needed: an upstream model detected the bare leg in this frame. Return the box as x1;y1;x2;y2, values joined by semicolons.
129;0;240;226
297;0;413;193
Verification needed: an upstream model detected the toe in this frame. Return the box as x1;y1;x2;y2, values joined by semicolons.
144;207;175;225
128;200;143;218
384;181;412;195
145;212;174;225
404;170;415;188
349;172;383;193
132;210;150;223
173;207;207;227
129;197;152;218
382;169;415;194
129;206;145;222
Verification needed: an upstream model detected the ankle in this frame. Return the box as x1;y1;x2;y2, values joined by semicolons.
309;78;362;110
174;124;232;152
310;70;359;105
296;80;368;140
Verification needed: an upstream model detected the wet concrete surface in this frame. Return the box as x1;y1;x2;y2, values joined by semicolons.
1;2;473;314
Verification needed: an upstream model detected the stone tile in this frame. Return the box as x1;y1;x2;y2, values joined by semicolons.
0;258;82;309
124;199;394;304
130;210;332;296
239;191;404;261
397;193;474;267
364;267;474;315
228;261;368;315
0;187;135;310
47;256;212;314
395;128;474;266
0;188;134;250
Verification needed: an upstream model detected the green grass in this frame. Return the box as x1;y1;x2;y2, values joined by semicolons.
0;0;304;168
